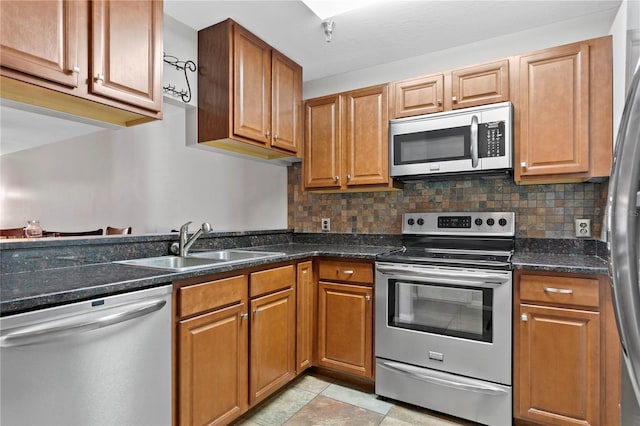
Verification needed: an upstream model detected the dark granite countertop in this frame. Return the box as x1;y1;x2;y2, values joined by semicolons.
1;234;610;316
0;243;396;316
512;252;609;275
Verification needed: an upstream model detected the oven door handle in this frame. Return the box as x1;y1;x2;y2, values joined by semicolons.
376;266;509;287
379;360;508;396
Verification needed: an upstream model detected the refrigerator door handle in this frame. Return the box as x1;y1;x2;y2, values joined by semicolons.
607;66;640;406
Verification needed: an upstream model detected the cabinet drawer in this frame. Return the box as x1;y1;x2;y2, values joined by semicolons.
519;274;599;308
318;260;373;285
179;275;247;318
250;265;295;298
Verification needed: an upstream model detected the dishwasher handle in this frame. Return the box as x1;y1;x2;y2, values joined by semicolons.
0;298;167;348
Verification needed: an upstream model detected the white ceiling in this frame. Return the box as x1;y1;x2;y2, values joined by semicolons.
163;0;622;82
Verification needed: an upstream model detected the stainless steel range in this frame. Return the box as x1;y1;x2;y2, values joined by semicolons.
375;211;514;426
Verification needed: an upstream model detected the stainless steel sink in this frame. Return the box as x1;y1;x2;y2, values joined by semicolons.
116;249;285;272
190;249;284;262
116;256;225;272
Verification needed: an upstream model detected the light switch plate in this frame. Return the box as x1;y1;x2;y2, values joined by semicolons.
575;218;592;238
321;218;330;232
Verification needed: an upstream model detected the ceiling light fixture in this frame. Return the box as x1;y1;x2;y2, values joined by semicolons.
322;20;335;43
301;0;386;20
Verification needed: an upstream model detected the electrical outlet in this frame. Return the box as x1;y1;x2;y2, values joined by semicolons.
321;218;330;232
575;219;592;238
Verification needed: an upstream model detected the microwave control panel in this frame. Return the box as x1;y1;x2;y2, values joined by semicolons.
478;121;505;158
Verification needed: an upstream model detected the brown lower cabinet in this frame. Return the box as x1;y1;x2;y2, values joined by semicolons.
316;258;374;379
175;258;375;425
175;263;297;426
514;270;620;426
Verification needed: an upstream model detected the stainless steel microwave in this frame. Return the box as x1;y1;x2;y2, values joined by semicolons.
389;101;513;180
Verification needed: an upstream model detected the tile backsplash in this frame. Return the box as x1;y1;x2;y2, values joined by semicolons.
287;164;608;239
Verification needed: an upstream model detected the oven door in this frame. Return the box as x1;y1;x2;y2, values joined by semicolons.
375;262;512;385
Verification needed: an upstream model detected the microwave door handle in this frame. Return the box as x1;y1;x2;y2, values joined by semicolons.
470;115;479;168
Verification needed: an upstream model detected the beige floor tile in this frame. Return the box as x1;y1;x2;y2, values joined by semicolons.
293;373;334;394
284;395;384;426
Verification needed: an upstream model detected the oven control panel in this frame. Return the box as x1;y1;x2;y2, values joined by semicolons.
403;212;515;236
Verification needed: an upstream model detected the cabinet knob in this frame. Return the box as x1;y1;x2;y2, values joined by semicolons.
72;66;80;73
521;314;528;322
365;295;371;301
520;162;527;168
437;99;442;106
346;174;351;181
274;134;278;141
253;309;260;316
265;131;271;139
334;176;340;182
95;74;104;82
452;96;457;103
241;313;248;320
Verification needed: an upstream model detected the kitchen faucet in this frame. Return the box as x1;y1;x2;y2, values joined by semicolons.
171;221;212;257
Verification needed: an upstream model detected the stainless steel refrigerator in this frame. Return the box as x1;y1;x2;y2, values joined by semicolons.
607;62;640;424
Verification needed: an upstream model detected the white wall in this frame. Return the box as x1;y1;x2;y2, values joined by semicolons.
0;16;287;235
0;104;288;234
303;8;619;99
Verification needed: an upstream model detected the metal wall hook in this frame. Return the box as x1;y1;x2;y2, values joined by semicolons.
163;53;197;103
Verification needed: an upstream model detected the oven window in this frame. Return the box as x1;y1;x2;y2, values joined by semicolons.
393;126;470;165
387;280;493;343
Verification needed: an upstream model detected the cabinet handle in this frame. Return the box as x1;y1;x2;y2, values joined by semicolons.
95;73;104;82
437;99;442;106
347;174;351;181
253;309;260;315
241;313;248;320
544;287;574;294
72;66;80;73
265;131;271;139
334;176;340;182
365;295;371;301
339;270;354;274
520;162;527;168
452;96;457;103
521;314;528;321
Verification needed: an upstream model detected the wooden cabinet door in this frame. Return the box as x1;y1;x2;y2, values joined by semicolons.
517;304;600;426
516;43;590;179
304;95;342;189
271;50;301;154
90;0;162;112
233;25;271;145
0;0;80;88
250;287;296;406
178;303;248;426
450;59;509;109
344;84;389;187
391;74;444;118
317;281;373;378
296;261;315;373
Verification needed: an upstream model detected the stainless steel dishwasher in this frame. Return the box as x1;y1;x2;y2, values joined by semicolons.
0;284;172;426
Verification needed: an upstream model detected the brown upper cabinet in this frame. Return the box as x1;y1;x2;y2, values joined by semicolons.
304;84;400;191
391;59;509;118
512;36;612;183
198;19;302;160
0;0;163;126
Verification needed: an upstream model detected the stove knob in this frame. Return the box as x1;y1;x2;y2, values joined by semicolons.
407;218;415;226
487;218;495;226
499;218;508;227
417;218;425;226
474;218;483;226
